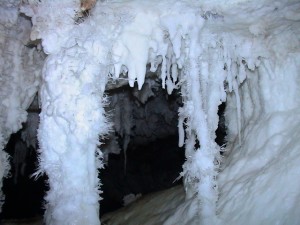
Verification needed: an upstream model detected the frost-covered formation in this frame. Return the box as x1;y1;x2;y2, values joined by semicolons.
217;4;300;224
20;0;225;223
19;0;300;224
37;48;110;225
0;1;43;212
102;1;300;225
21;1;115;224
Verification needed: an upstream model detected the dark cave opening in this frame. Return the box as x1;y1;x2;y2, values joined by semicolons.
100;81;185;216
99;82;227;216
100;135;185;216
216;102;227;148
0;131;46;220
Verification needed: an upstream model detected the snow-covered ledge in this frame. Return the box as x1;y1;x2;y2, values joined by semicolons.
20;0;300;224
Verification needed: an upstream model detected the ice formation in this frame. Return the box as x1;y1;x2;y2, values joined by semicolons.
101;1;300;225
0;1;43;212
0;0;299;225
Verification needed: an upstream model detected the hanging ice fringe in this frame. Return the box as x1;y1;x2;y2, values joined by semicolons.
177;35;224;225
175;28;261;225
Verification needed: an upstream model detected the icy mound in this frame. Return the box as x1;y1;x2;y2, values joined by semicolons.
218;111;300;225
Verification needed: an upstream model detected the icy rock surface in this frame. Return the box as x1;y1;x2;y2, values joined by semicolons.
0;1;43;212
103;0;300;225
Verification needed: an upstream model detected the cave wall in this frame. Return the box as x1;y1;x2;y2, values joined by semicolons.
0;1;43;212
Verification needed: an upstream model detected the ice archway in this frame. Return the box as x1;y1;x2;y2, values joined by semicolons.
0;0;300;224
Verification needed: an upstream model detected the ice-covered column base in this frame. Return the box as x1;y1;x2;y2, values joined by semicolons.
0;134;9;212
38;46;109;225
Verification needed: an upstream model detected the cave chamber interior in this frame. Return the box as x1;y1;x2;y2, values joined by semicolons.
0;66;227;219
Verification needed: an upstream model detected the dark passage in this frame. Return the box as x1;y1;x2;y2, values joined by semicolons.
99;106;226;216
0;132;46;220
100;135;185;216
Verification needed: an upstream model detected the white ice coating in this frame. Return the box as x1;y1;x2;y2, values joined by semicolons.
1;0;299;224
20;1;118;224
0;1;43;212
38;48;110;225
21;1;230;223
100;1;300;224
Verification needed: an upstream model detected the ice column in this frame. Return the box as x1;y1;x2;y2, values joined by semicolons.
38;46;109;225
180;63;221;224
177;31;227;224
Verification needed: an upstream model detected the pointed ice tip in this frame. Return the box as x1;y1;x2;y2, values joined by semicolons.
114;64;121;79
137;72;145;90
138;82;144;90
129;79;135;87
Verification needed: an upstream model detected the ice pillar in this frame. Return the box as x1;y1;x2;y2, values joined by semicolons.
179;60;221;224
177;31;227;224
38;46;109;225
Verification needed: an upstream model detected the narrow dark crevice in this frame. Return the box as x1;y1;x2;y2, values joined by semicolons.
216;102;227;148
